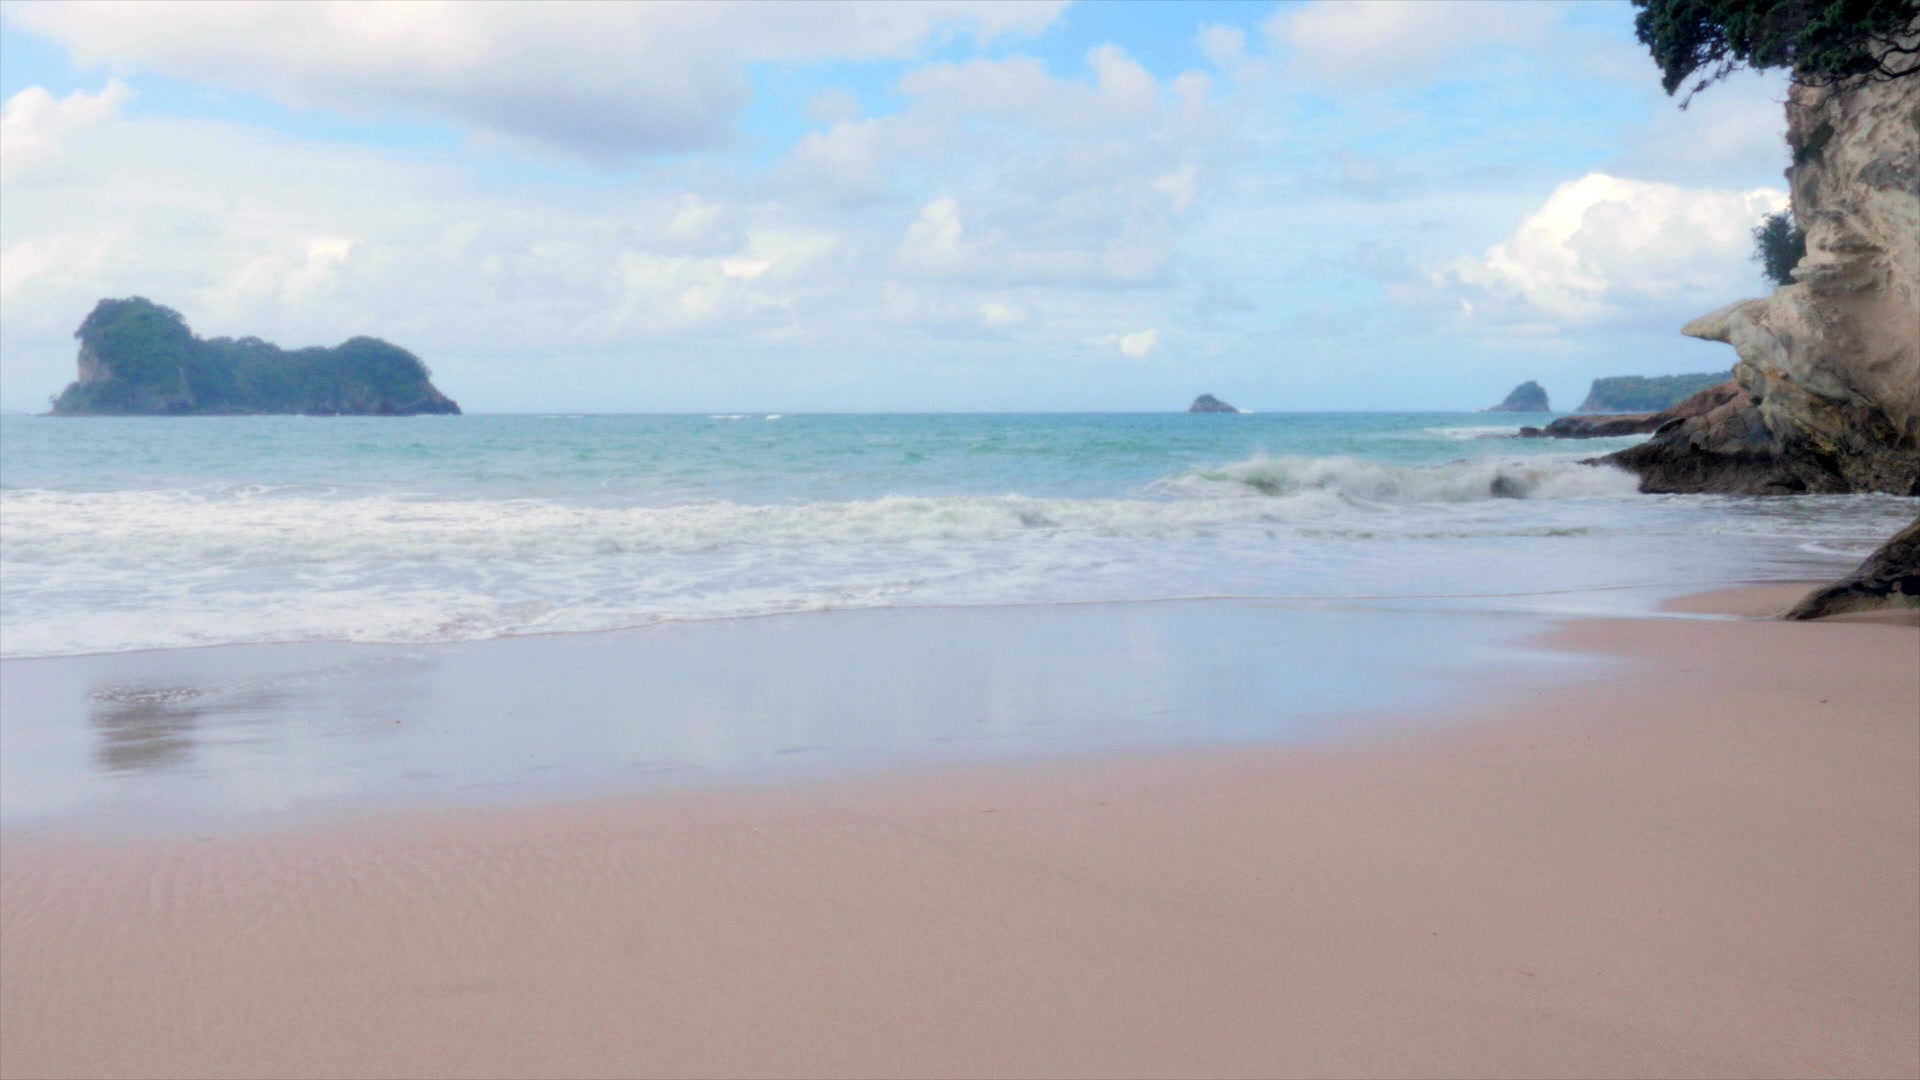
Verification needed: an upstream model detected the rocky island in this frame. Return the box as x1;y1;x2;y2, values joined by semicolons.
1188;394;1239;413
1483;381;1549;412
49;297;460;416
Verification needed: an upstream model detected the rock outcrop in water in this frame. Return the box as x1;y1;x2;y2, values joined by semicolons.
1189;394;1240;413
1784;515;1920;619
1484;381;1549;412
1602;62;1919;495
1524;379;1743;439
1574;373;1727;413
50;297;461;417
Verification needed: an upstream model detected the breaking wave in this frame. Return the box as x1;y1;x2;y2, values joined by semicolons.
1157;454;1641;503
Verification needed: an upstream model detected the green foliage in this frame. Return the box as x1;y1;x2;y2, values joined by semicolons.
1632;0;1919;104
52;297;459;416
1752;210;1808;285
1579;373;1731;412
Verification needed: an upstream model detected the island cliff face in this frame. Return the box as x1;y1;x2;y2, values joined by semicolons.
1605;67;1919;495
50;298;460;417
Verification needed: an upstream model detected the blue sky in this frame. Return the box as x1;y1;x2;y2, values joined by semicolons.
0;0;1792;412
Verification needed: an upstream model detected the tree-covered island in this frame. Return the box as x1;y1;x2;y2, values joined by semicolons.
49;297;460;416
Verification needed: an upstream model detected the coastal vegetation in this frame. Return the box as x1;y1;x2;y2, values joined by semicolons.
1577;372;1728;412
1633;0;1920;104
50;297;460;416
1751;209;1808;286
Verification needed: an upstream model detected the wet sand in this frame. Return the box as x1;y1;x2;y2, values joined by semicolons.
3;587;1917;1078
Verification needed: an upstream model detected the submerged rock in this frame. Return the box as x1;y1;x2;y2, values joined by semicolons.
1189;394;1240;413
1783;516;1920;620
1484;380;1549;412
1602;67;1919;495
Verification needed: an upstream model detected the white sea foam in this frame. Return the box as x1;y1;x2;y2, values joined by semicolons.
1421;425;1522;441
1156;454;1642;502
2;452;1905;659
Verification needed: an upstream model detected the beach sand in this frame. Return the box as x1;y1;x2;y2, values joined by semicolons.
2;586;1916;1078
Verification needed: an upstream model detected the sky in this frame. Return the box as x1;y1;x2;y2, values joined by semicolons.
0;0;1795;413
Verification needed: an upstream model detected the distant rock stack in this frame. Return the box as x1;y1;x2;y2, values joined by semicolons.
1484;381;1549;412
1188;394;1239;414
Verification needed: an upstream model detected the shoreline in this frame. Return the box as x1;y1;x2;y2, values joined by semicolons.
3;584;1916;1078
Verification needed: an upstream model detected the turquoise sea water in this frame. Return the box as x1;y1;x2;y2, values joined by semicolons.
2;412;1913;659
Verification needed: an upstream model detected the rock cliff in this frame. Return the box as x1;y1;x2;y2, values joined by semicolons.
1484;381;1549;412
1604;60;1919;495
50;298;461;417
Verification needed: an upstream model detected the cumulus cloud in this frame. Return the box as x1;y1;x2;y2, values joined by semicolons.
8;0;1065;156
1434;172;1786;325
0;80;132;180
1198;25;1246;70
0;61;1206;408
979;301;1026;329
896;46;1161;129
1118;328;1158;358
1265;0;1564;86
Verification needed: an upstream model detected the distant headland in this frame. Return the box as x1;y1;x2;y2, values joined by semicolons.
48;297;460;417
1575;373;1725;413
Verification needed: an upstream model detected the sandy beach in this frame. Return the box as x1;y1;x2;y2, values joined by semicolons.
2;585;1916;1079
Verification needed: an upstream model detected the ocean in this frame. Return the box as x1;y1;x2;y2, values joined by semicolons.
3;411;1912;660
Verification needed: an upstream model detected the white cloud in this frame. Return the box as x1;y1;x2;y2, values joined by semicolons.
0;76;1203;409
897;48;1165;129
1198;25;1246;70
0;80;132;180
1437;172;1786;325
1265;0;1563;86
979;301;1026;329
8;0;1065;156
1118;328;1158;358
1153;163;1199;215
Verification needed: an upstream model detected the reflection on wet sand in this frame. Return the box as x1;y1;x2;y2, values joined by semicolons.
88;685;288;775
88;687;204;774
1;601;1583;826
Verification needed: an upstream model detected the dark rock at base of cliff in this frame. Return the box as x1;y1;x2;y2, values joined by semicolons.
1189;394;1239;414
1523;380;1743;440
1783;516;1920;620
1484;380;1548;412
1593;381;1920;495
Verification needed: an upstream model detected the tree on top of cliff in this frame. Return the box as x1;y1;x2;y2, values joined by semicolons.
1633;0;1920;106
